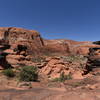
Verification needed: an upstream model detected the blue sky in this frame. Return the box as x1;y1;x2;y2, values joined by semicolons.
0;0;100;41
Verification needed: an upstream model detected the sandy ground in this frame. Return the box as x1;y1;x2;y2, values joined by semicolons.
0;87;100;100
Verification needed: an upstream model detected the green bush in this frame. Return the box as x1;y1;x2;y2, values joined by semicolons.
52;72;72;82
2;68;15;77
64;74;72;80
19;66;38;82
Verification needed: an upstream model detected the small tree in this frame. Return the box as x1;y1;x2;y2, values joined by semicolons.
2;68;15;78
19;66;38;82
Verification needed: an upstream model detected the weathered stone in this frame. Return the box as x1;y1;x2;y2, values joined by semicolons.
85;41;100;74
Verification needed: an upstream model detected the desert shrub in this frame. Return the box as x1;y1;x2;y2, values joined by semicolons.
2;68;15;77
19;66;38;82
64;73;72;80
61;55;87;62
52;72;72;82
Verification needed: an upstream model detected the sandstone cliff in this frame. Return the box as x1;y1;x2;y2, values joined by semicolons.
0;27;99;56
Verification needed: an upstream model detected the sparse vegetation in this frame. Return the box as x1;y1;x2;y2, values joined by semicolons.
32;57;45;63
19;66;38;82
2;68;15;78
61;55;87;63
52;72;72;82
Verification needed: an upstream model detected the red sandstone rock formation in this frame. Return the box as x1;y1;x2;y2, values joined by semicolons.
0;27;100;78
0;27;100;56
0;27;44;50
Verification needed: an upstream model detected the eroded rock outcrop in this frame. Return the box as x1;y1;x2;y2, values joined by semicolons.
85;41;100;74
0;27;44;54
0;27;45;68
40;56;87;79
0;45;11;69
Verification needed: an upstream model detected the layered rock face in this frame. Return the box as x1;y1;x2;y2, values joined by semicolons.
0;27;44;50
86;41;100;74
44;39;100;56
0;27;99;56
0;27;44;68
